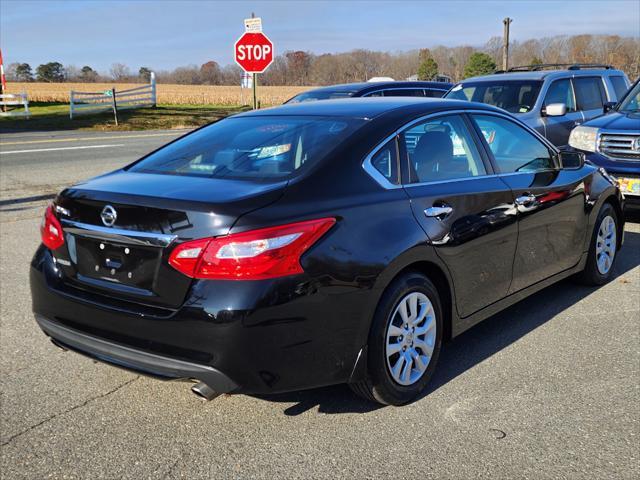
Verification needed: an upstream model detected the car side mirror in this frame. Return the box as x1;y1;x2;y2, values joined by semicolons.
559;150;585;170
603;101;617;113
544;103;567;117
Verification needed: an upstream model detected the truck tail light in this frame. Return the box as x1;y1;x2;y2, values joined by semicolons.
168;218;336;280
40;204;65;250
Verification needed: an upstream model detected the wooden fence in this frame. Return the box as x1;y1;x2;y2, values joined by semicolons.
0;92;30;117
70;72;156;119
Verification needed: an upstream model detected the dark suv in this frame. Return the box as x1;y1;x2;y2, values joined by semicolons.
445;64;630;147
569;78;640;208
286;81;453;103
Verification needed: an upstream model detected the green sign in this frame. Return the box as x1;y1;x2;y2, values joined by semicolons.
103;90;113;96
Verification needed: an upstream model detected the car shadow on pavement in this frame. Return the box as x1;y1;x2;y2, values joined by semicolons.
254;229;639;416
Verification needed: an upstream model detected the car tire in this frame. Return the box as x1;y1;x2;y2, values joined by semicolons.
350;271;443;406
575;202;619;286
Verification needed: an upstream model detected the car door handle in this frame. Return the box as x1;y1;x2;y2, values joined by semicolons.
424;205;453;219
515;193;536;206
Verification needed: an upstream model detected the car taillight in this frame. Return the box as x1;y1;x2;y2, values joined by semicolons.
40;204;65;250
168;218;336;280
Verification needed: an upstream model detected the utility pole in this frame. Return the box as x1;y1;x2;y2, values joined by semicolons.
502;17;512;71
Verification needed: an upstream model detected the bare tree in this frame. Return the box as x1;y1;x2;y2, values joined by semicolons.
200;61;222;85
64;65;80;81
110;63;131;81
55;33;636;88
172;65;201;84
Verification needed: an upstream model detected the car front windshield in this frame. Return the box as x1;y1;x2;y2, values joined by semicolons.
445;80;543;113
128;116;364;180
618;82;640;112
286;90;355;103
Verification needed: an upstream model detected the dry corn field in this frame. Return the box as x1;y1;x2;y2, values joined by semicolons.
6;82;310;106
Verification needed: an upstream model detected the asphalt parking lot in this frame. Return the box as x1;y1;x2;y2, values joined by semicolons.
1;131;639;479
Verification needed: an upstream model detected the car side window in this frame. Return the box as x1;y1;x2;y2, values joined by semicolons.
574;77;606;110
543;79;576;112
370;138;399;184
609;76;629;99
383;89;426;97
471;114;556;173
424;89;447;98
401;114;486;184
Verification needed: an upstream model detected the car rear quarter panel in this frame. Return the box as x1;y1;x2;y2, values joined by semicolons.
228;120;454;380
581;167;625;250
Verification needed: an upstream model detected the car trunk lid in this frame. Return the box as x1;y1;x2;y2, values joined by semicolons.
51;170;287;309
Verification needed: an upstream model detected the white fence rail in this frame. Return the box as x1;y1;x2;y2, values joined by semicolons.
70;72;156;119
0;93;30;117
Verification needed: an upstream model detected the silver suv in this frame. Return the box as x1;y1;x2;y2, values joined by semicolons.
444;64;630;147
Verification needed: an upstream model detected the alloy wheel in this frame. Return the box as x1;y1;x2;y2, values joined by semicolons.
595;215;616;275
385;292;437;386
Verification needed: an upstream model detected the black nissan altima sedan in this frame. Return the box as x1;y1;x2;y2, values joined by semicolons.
31;98;625;405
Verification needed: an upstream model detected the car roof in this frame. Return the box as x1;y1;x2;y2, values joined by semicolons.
294;81;453;94
234;97;502;119
460;69;626;83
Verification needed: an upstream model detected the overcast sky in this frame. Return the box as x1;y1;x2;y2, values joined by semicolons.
1;0;639;72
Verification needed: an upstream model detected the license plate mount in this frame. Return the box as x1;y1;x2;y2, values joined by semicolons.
73;237;160;290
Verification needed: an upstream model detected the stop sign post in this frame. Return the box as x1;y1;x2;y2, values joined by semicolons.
235;30;273;109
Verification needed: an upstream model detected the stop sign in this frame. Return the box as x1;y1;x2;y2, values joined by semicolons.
234;32;274;73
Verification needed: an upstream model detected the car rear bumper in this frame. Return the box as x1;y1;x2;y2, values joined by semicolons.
36;314;239;393
31;245;368;395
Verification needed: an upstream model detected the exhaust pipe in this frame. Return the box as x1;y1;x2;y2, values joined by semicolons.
191;382;219;401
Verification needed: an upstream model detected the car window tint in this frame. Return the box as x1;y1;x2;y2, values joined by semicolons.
402;114;486;183
129;116;363;180
445;81;542;113
471;114;555;173
286;91;355;103
544;79;576;112
619;81;640;112
424;89;447;98
370;139;399;184
382;89;426;97
609;76;629;99
574;77;605;110
446;84;475;101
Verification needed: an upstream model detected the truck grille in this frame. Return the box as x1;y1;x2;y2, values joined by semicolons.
598;133;640;160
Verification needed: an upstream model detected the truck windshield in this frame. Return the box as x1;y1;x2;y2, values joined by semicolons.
128;116;364;180
445;80;543;113
618;82;640;113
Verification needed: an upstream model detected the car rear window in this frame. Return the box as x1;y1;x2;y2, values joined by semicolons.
446;80;543;113
128;116;364;180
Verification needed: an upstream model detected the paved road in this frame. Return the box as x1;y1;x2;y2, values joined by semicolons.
0;129;189;206
1;130;639;479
